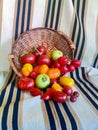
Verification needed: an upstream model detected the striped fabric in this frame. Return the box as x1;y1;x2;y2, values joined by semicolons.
0;0;98;130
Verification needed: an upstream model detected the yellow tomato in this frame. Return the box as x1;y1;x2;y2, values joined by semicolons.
23;63;33;73
21;67;30;77
59;76;74;87
52;83;63;92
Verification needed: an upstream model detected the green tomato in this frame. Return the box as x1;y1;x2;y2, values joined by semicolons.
51;50;63;61
35;74;50;89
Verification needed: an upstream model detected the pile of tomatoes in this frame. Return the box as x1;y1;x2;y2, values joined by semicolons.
18;45;81;103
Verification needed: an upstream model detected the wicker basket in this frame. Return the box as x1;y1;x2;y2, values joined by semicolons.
8;27;75;77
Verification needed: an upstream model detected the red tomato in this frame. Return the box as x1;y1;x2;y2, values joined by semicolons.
63;86;73;96
53;91;68;103
18;77;35;90
58;56;68;66
71;60;81;68
50;78;57;84
37;55;51;66
67;65;75;72
60;65;68;73
20;54;36;64
70;95;77;102
38;45;47;55
73;91;79;97
41;88;55;100
29;71;38;79
33;50;40;58
30;87;42;96
54;61;60;68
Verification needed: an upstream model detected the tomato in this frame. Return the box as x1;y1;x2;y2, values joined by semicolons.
18;77;35;90
71;60;81;68
29;71;38;79
41;88;55;100
47;68;61;79
54;61;60;68
73;91;79;97
70;95;77;102
63;86;73;96
53;91;68;103
58;56;68;66
59;65;68;73
20;54;36;64
38;45;47;55
33;65;41;73
39;64;49;74
33;50;39;58
67;65;75;72
59;76;74;87
21;63;33;76
37;55;51;66
30;87;42;96
52;83;63;92
50;78;57;84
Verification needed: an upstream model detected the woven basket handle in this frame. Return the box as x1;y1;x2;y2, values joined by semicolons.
57;31;75;50
8;54;22;77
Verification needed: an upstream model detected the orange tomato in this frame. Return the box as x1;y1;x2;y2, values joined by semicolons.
47;68;61;79
39;64;49;74
46;51;52;58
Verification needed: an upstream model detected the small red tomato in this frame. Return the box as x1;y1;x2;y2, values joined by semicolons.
30;87;42;96
73;91;79;97
29;71;38;79
60;65;68;73
63;86;73;96
71;60;81;68
33;50;40;58
58;56;68;66
37;55;51;66
67;65;75;72
54;61;60;68
18;77;35;90
50;78;57;84
53;91;68;103
20;54;36;64
41;88;55;100
38;45;47;55
70;95;77;102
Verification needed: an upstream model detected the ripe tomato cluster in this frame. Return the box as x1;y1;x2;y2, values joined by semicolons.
18;45;81;103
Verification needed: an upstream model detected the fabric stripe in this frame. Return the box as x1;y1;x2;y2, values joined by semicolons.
44;101;56;130
45;0;51;27
93;53;98;68
0;70;14;106
1;76;16;130
26;0;32;30
81;68;98;92
55;0;62;30
62;103;78;130
70;70;98;111
77;0;86;59
53;102;67;130
15;0;21;40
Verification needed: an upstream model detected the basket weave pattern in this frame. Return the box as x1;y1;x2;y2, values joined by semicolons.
9;28;75;76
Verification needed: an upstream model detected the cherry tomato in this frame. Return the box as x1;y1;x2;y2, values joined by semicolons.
73;91;79;97
37;55;51;66
53;91;68;103
29;71;38;79
58;56;68;66
38;45;47;55
70;95;77;102
20;54;36;64
52;83;63;92
50;78;57;84
30;87;42;96
18;77;35;90
71;60;81;68
33;50;39;58
67;65;75;72
59;65;68;73
41;88;55;100
63;86;73;96
39;64;49;74
54;61;60;68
